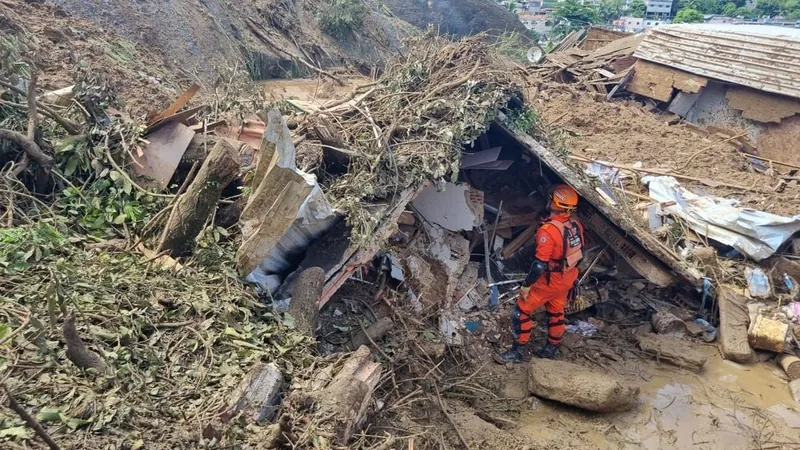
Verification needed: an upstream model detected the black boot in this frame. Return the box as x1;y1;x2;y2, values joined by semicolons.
495;343;524;364
535;343;559;360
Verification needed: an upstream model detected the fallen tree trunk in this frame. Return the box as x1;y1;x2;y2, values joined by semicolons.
637;333;707;372
348;317;394;350
219;363;285;424
289;267;325;338
527;359;639;412
651;311;686;335
778;354;800;380
157;140;239;255
0;129;53;168
310;346;381;444
717;287;757;363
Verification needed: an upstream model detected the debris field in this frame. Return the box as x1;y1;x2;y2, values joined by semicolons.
1;1;800;449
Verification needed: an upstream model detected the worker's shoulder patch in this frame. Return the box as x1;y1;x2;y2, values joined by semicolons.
539;235;548;244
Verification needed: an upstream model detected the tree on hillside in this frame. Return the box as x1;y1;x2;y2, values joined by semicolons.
756;0;783;15
628;0;647;17
721;2;738;15
554;0;601;24
735;5;756;16
681;0;723;13
673;7;706;21
598;0;625;22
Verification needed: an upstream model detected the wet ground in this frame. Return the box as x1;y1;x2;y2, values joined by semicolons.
499;350;800;449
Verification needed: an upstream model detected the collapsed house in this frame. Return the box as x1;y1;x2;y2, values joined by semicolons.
224;25;800;369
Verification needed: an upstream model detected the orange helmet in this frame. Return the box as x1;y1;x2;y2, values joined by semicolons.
551;184;578;211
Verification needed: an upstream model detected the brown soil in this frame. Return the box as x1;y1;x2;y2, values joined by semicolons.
536;89;800;217
2;0;180;119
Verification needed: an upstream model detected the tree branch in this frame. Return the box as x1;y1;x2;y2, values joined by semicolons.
0;129;53;168
2;384;61;450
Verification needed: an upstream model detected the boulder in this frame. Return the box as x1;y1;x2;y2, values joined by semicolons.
527;359;639;412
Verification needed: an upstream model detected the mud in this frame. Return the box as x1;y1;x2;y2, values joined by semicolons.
537;89;800;217
507;354;800;449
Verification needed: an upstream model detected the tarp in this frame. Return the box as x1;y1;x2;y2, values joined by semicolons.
645;176;800;261
239;109;337;293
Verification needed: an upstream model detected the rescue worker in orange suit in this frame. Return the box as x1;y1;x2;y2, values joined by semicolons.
497;184;585;363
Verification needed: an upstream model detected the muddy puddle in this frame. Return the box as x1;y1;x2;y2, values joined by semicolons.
510;352;800;449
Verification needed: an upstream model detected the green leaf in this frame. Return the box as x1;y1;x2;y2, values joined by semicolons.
113;213;127;225
0;324;10;341
64;156;79;177
62;414;92;430
109;170;121;182
36;407;61;422
0;426;31;438
282;313;296;329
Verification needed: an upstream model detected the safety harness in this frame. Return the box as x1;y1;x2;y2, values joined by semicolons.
541;217;584;283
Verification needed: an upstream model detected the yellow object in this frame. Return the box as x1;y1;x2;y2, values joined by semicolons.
748;315;788;353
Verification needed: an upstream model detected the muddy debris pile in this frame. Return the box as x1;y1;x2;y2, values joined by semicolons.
4;1;800;447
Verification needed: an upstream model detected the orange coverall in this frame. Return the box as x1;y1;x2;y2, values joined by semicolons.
514;212;584;346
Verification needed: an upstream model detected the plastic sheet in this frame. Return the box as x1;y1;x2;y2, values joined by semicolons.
645;176;800;260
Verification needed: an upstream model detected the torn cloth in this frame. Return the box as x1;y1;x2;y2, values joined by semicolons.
644;176;800;261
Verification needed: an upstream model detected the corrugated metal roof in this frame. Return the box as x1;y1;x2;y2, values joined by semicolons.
634;24;800;99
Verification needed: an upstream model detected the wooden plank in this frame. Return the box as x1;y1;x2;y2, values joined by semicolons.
499;225;537;260
133;121;195;189
146;104;208;134
488;212;540;232
576;204;676;287
148;83;200;125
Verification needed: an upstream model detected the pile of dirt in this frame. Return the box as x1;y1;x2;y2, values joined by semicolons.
535;88;800;217
47;0;414;81
2;0;180;118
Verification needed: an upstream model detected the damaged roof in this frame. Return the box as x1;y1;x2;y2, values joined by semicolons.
634;24;800;100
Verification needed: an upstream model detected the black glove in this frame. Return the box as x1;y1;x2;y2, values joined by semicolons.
524;259;549;286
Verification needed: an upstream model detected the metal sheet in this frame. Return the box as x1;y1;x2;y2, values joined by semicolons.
634;24;800;100
134;121;195;189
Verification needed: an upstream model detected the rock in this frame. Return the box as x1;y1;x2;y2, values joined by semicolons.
527;359;639;412
790;379;800;404
637;333;707;372
633;323;654;336
717;287;757;363
684;320;704;337
691;246;716;263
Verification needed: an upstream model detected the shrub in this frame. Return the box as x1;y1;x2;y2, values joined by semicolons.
318;0;369;40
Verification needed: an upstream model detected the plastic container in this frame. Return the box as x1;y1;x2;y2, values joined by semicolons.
745;267;771;298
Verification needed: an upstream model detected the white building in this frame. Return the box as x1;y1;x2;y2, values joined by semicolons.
646;0;674;18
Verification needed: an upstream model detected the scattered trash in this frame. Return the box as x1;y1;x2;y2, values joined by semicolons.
566;320;598;337
645;176;800;261
745;267;771;298
464;320;483;335
693;318;717;343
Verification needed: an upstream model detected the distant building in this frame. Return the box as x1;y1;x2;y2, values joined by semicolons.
645;0;674;18
704;15;737;24
614;16;643;32
519;13;551;36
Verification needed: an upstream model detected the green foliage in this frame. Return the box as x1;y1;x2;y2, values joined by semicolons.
674;7;706;22
506;106;540;134
722;2;739;14
735;5;756;16
317;0;369;40
756;0;783;15
598;0;625;22
496;30;532;63
682;0;723;13
628;0;647;17
0;223;66;273
554;0;600;25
